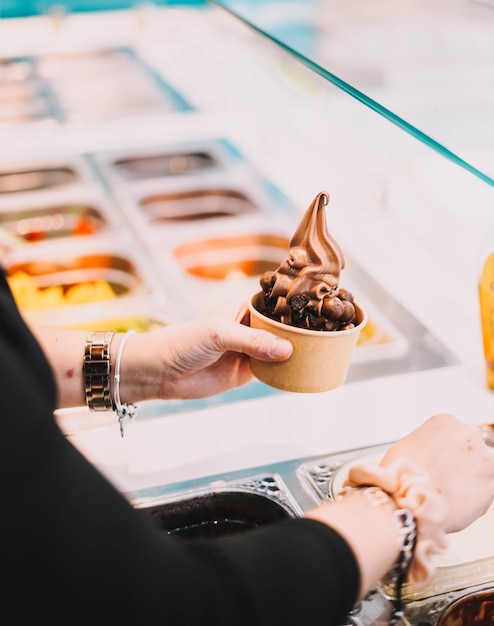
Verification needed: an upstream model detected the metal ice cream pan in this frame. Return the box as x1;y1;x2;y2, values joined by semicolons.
138;187;260;223
172;231;290;280
0;155;101;196
3;236;161;314
6;253;144;296
0;165;79;194
91;140;282;235
0;203;108;243
0;183;135;242
110;150;221;181
101;181;276;252
93;138;241;185
122;163;295;230
132;472;303;541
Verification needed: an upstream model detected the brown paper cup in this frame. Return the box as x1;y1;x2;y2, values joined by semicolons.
248;291;367;393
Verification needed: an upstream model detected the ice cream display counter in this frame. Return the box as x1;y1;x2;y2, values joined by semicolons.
1;3;494;624
129;436;494;625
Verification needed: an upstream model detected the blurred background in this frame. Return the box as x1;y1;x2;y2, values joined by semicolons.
1;0;493;427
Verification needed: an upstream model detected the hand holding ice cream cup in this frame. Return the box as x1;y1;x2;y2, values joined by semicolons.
249;191;367;393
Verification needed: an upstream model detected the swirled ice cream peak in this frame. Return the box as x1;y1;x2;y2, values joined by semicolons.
288;190;344;293
258;191;356;330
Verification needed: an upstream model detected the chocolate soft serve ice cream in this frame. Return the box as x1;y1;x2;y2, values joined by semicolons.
249;191;366;393
257;190;357;332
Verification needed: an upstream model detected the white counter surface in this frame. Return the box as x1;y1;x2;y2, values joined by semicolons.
62;363;494;496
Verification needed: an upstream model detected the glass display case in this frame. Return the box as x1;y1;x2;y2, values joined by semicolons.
2;4;494;624
1;0;493;423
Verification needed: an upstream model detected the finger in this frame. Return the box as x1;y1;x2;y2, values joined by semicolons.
216;320;293;361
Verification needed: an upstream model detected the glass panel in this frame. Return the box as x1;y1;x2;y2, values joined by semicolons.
211;0;494;186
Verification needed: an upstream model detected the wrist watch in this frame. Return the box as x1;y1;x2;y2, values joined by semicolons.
83;331;115;411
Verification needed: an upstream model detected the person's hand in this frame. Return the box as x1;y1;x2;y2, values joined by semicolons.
380;413;494;532
126;305;293;401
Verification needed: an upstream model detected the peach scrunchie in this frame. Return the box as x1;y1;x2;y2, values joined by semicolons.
343;458;449;588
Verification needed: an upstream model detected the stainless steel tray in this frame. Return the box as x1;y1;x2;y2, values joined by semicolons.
3;235;161;317
129;439;494;626
0;166;79;194
0;203;108;242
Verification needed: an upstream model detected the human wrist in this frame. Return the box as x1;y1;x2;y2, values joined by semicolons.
111;331;161;404
343;458;449;589
306;486;403;598
83;330;157;436
330;483;418;622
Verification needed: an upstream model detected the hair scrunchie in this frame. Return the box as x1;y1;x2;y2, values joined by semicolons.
343;457;449;588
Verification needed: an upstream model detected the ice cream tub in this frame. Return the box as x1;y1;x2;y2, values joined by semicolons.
93;138;239;187
173;232;290;280
139;187;258;223
0;203;107;242
2;231;159;313
112;150;220;181
0;165;79;194
249;290;367;393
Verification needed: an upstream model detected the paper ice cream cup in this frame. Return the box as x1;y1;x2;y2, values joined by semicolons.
248;291;367;393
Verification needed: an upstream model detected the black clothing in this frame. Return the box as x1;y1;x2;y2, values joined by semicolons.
0;270;360;625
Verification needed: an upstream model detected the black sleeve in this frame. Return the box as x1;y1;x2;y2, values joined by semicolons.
0;271;360;626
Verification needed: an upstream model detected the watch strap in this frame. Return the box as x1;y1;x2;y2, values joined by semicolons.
83;331;115;411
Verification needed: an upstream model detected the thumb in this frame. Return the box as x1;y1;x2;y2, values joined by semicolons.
255;333;293;361
222;322;293;362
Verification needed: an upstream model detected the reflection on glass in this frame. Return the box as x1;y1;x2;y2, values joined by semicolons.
211;0;494;185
